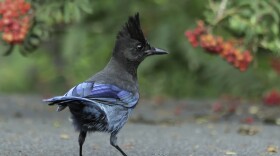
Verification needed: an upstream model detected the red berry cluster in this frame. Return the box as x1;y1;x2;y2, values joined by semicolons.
0;0;31;44
200;34;223;54
185;21;253;71
263;90;280;106
185;20;206;47
220;43;253;71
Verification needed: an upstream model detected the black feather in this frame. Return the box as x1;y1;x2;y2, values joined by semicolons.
117;13;146;44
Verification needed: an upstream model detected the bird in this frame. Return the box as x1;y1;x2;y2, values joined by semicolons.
43;13;168;156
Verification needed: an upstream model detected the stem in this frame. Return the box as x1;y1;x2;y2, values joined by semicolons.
216;0;228;21
208;0;229;32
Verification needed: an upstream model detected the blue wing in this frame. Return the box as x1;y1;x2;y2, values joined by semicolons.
44;82;139;111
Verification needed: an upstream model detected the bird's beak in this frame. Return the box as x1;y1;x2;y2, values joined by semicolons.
144;47;168;56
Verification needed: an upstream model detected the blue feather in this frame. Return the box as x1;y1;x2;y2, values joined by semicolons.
49;82;139;108
90;83;139;107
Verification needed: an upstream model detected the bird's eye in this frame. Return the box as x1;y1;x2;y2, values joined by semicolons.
136;44;143;51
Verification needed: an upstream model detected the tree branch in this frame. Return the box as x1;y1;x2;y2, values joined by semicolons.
216;0;228;21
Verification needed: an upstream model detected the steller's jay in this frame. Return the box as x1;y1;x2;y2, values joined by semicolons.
43;13;168;156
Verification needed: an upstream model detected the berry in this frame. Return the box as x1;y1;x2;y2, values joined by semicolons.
2;33;13;42
185;21;206;47
185;20;253;71
199;34;223;54
0;0;32;44
263;90;280;106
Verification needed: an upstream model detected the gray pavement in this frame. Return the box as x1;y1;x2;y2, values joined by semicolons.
0;95;279;156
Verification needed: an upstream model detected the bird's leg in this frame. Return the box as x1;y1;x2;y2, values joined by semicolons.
79;130;87;156
110;133;127;156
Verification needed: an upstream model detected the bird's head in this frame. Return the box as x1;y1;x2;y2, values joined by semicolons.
113;13;168;66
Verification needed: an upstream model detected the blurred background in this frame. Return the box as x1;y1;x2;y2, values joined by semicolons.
0;0;280;102
1;1;280;155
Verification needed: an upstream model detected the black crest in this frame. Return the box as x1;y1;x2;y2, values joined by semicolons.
118;13;146;44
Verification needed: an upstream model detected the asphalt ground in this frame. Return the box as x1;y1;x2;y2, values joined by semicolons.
0;95;279;156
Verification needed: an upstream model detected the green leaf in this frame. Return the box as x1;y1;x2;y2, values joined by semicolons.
249;16;257;25
78;0;93;14
272;23;279;35
54;10;63;23
73;5;81;21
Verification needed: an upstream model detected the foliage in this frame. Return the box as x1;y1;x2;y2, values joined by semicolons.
33;0;92;24
0;0;92;55
204;0;280;54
